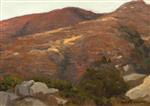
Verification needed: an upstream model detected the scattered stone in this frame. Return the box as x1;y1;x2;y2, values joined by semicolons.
55;97;68;105
123;64;134;73
115;64;121;69
116;55;123;59
13;52;19;56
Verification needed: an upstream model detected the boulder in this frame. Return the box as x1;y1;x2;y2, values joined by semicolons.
55;97;68;105
15;80;35;96
123;73;146;82
123;64;134;73
12;97;48;106
15;80;59;96
30;82;50;95
0;91;18;106
48;88;59;94
126;75;150;102
29;82;59;95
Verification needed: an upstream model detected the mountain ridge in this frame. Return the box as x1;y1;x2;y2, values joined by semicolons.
0;7;100;43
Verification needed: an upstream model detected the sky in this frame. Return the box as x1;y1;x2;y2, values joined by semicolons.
0;0;150;20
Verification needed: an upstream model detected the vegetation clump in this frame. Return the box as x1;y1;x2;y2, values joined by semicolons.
119;26;150;73
77;57;128;105
0;75;22;91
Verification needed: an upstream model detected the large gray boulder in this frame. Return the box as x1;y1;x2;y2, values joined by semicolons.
123;64;134;74
55;97;68;105
0;91;18;106
126;75;150;102
15;80;59;96
30;82;50;95
15;80;35;96
30;82;58;95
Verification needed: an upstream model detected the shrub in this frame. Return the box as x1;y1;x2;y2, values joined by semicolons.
119;26;150;72
119;26;144;47
0;75;22;91
78;58;128;105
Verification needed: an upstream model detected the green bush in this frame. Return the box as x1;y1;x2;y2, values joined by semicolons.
119;26;150;72
119;26;144;47
0;75;22;91
78;58;128;105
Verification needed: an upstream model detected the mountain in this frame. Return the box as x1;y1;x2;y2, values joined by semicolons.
0;7;99;43
0;0;150;81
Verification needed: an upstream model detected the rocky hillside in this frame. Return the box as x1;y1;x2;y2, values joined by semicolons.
0;0;150;81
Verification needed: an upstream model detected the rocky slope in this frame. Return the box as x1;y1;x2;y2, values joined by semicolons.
0;0;150;81
126;75;150;102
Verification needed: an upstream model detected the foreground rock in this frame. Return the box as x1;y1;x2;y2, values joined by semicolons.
0;92;18;106
126;75;150;102
15;80;35;96
30;82;58;95
55;97;68;105
15;80;59;96
0;80;67;106
15;80;67;106
12;97;48;106
123;73;146;82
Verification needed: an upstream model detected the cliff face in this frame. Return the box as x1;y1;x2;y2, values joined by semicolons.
0;1;150;81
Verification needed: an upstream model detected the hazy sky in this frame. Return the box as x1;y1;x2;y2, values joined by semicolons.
1;0;150;20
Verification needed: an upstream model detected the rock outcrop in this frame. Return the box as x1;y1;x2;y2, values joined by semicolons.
0;80;67;106
0;92;18;106
126;75;150;102
15;80;59;96
15;80;35;96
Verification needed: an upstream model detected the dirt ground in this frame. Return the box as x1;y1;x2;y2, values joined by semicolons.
114;103;150;106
